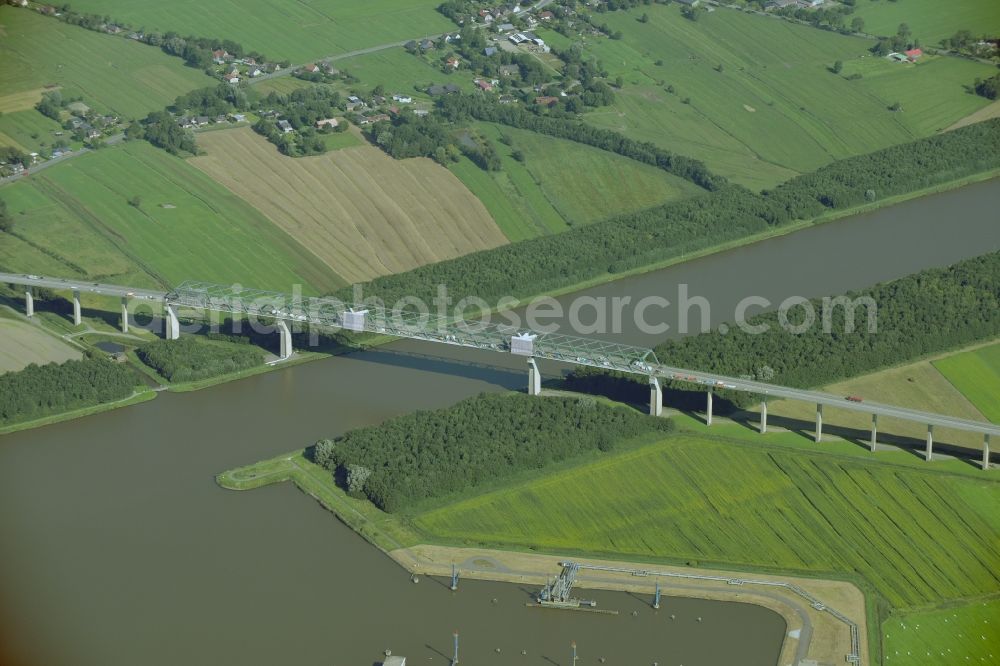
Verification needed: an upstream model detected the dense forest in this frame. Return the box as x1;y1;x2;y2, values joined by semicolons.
0;357;136;424
335;119;1000;309
312;393;673;512
137;337;263;382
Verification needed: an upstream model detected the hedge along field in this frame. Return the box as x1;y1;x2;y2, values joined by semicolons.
934;342;1000;423
61;0;454;63
580;5;996;189
412;434;1000;608
0;141;345;292
0;7;214;119
851;0;1000;45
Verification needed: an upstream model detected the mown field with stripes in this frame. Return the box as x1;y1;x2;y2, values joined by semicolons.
412;434;1000;608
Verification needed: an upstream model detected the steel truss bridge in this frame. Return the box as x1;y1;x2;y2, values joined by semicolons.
3;274;997;468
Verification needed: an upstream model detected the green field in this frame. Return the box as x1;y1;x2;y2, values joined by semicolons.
62;0;454;63
0;141;346;292
934;343;1000;423
580;5;996;189
0;7;214;119
852;0;1000;45
412;433;1000;608
334;48;475;99
0;110;77;156
0;314;82;373
882;598;1000;665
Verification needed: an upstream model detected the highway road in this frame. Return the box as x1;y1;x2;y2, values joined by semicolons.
5;272;999;441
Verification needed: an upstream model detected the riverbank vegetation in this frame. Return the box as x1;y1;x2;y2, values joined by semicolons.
0;355;138;425
137;337;263;383
336;120;1000;308
311;393;673;512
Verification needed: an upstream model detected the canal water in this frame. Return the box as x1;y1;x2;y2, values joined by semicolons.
1;179;998;666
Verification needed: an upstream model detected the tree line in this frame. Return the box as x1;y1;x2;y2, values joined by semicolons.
312;393;674;512
564;251;1000;410
137;337;263;383
332;119;1000;311
0;356;136;425
437;94;726;190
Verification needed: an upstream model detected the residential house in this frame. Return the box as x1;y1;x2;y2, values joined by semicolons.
420;39;435;50
392;94;413;104
535;96;559;107
675;0;700;5
315;118;339;129
497;22;515;32
224;71;240;84
538;10;554;20
905;48;923;61
212;49;231;64
248;67;263;77
242;57;258;66
475;78;494;91
230;113;247;122
446;56;460;69
277;119;294;133
195;116;210;126
303;63;321;73
484;46;498;56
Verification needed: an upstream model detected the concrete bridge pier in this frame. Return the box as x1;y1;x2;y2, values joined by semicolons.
815;403;824;443
527;357;541;396
759;400;767;434
72;290;82;327
164;303;180;340
925;424;934;461
277;319;292;360
705;390;713;426
870;413;878;452
984;434;991;471
120;296;129;333
649;376;663;417
24;288;33;317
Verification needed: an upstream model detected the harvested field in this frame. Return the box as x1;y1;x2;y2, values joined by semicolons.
190;128;508;284
0;316;81;373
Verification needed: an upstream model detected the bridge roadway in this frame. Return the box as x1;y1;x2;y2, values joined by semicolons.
3;273;997;463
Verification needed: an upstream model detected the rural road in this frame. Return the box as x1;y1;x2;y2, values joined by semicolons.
0;132;124;185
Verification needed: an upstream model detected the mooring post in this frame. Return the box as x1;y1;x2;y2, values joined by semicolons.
572;641;578;666
451;631;459;666
815;403;824;443
925;424;934;462
984;434;991;472
71;289;82;327
653;580;661;609
649;376;663;417
24;288;33;317
760;400;768;434
450;563;458;591
527;357;541;396
705;390;713;426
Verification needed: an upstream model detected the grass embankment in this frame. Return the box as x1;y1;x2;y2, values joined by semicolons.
934;342;1000;423
580;5;996;189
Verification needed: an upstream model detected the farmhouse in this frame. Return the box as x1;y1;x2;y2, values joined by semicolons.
195;116;210;126
420;39;435;51
303;63;321;73
315;118;339;129
446;56;460;69
905;48;923;61
475;78;494;91
212;49;232;64
277;119;294;133
224;71;240;84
